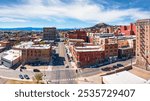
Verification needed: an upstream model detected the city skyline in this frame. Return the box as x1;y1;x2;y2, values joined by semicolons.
0;0;150;28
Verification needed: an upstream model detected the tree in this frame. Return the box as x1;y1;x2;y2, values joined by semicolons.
34;73;43;84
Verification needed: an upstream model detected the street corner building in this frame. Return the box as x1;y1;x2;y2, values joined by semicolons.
69;42;105;68
13;42;52;65
1;49;22;68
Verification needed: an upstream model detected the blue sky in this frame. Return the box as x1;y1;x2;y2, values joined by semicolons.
0;0;150;28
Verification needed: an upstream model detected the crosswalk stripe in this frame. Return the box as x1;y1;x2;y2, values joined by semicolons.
50;78;78;82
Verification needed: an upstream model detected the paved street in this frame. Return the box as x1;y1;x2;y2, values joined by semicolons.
0;41;136;84
45;42;77;84
80;58;136;77
0;68;34;81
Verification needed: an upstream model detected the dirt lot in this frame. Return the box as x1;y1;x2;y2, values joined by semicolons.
5;80;36;84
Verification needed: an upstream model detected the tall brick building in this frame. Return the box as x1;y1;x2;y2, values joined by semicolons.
43;27;57;41
136;19;150;70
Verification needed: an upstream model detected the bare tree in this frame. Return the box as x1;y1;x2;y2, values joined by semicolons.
34;73;43;84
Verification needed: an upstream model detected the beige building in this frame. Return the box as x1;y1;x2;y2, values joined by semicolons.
136;19;150;70
13;42;52;65
21;45;51;65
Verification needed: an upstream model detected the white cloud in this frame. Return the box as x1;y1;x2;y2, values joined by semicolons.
0;17;28;22
0;0;149;24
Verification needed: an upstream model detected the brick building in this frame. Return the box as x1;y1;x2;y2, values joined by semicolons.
118;47;133;59
102;42;118;62
117;36;136;55
127;39;136;55
94;37;118;62
136;19;150;70
13;42;52;65
70;42;104;67
67;39;84;46
0;41;11;48
66;31;77;39
22;45;51;64
87;33;115;44
117;39;129;48
120;23;136;36
66;30;87;42
43;27;58;41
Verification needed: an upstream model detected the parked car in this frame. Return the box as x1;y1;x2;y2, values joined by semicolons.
66;65;69;68
33;69;41;72
113;65;119;69
19;74;24;79
117;64;124;67
98;64;103;67
20;66;26;69
101;66;113;71
24;74;30;79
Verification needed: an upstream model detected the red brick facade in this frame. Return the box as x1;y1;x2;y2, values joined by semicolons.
103;43;118;59
66;30;87;42
74;51;105;67
120;23;136;36
70;43;104;67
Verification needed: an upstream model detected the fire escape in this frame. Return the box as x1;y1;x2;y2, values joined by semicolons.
139;24;149;70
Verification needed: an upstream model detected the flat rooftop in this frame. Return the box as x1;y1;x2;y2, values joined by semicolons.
2;49;22;62
102;71;147;84
13;41;51;49
75;46;104;52
76;45;100;49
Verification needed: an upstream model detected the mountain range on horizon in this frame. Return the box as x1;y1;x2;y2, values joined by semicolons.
0;23;114;31
0;27;78;31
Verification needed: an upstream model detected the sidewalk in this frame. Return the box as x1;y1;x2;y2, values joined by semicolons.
77;73;103;84
77;63;134;84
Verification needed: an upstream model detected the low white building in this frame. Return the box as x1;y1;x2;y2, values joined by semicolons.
102;71;147;84
1;49;22;68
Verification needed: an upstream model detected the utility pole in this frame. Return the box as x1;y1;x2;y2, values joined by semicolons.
131;54;132;67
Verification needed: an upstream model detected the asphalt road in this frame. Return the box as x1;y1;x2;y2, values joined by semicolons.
0;68;34;81
45;42;77;84
0;42;136;84
79;57;136;77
